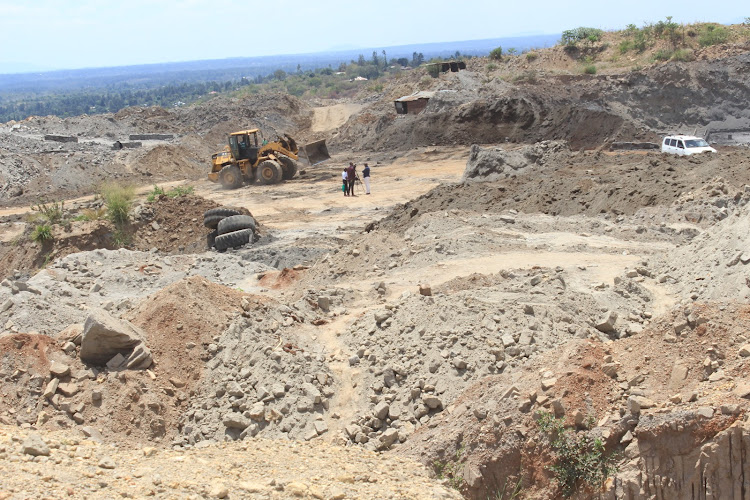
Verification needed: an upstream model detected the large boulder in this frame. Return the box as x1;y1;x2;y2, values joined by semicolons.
462;141;569;181
80;310;152;369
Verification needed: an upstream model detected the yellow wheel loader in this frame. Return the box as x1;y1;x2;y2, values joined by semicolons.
208;129;330;189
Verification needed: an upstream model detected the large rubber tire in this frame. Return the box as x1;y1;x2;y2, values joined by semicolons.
278;156;298;180
207;230;218;249
203;215;224;229
256;160;283;185
219;165;243;189
214;229;253;251
217;215;256;235
204;207;242;218
203;207;242;229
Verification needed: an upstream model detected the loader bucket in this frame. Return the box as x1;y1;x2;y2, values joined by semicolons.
300;139;330;165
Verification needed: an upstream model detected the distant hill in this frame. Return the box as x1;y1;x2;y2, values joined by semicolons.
0;34;559;94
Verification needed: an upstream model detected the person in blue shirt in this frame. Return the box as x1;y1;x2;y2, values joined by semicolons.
362;163;371;195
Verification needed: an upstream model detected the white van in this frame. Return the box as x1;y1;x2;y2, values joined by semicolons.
661;135;716;156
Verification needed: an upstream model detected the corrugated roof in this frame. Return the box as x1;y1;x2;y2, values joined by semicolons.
394;91;435;102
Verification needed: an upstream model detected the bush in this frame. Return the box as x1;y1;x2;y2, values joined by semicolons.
698;24;729;46
146;185;165;202
31;199;65;225
167;185;194;198
433;445;466;491
514;70;538;84
426;64;442;78
99;182;135;226
653;49;673;61
537;412;617;497
32;224;53;243
583;65;597;74
525;52;538;62
671;49;695;62
73;207;107;222
486;63;498;71
561;27;604;46
618;40;633;54
489;47;503;60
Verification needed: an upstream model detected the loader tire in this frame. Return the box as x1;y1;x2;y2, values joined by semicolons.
219;165;243;189
214;228;253;251
203;207;242;229
256;160;283;185
207;230;218;249
203;215;224;229
278;156;298;180
217;215;256;235
204;207;242;218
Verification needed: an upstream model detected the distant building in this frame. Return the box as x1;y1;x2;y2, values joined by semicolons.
394;91;435;115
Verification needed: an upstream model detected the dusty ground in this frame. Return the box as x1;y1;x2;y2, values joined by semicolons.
1;37;750;500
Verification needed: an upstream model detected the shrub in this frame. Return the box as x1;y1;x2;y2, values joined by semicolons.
489;46;503;60
167;185;194;198
426;64;442;78
561;27;604;46
525;52;538;62
653;49;673;61
698;24;729;47
99;182;135;226
618;40;633;54
514;70;538;84
146;185;165;202
31;199;65;225
74;207;107;222
671;49;695;62
112;229;131;248
433;445;466;491
632;30;651;52
486;63;498;71
537;412;618;497
32;224;53;243
584;65;597;74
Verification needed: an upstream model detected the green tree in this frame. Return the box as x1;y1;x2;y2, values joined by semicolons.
274;69;287;81
489;46;503;60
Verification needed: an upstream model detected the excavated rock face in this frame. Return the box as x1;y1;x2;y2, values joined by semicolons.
611;415;749;499
462;141;569;181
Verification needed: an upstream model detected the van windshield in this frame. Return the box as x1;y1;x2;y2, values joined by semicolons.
685;139;709;148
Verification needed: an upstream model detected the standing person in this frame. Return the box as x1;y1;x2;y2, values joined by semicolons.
342;167;348;196
346;162;357;197
362;163;371;195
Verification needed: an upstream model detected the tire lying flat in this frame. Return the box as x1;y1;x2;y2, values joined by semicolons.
214;228;253;251
203;207;242;229
217;215;256;235
206;230;218;249
204;207;242;218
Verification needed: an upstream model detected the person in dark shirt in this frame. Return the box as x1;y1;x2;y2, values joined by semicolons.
362;163;371;194
346;163;356;196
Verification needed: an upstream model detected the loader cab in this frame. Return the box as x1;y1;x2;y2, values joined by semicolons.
229;130;260;163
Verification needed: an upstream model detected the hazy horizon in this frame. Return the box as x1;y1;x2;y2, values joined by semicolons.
0;0;745;73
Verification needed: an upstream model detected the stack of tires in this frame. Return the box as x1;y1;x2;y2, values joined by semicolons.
203;207;257;252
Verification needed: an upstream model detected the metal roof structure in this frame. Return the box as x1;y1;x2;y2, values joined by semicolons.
394;91;435;103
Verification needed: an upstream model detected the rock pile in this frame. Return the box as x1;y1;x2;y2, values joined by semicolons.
462;140;569;181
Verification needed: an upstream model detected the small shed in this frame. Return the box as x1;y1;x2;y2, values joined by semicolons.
394;91;435;115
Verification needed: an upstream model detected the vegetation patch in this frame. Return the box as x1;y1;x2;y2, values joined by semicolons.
99;183;135;226
537;411;618;497
698;24;729;46
433;444;467;491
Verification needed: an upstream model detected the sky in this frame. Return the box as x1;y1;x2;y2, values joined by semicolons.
0;0;746;71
